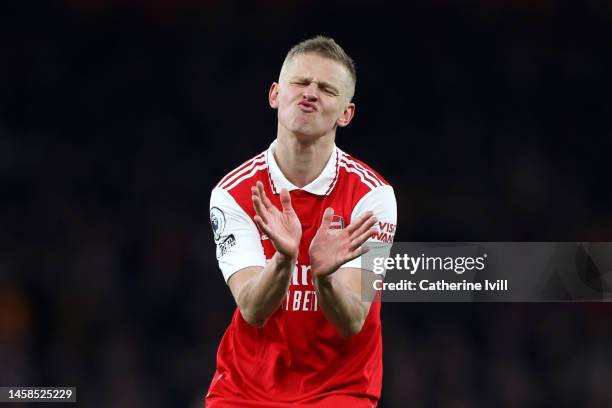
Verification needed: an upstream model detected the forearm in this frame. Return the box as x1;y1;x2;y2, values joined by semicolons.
237;252;295;327
313;274;369;339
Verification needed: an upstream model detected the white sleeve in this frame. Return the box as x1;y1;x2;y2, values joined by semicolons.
340;185;397;274
210;187;266;282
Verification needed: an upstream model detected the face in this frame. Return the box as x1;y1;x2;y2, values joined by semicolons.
269;53;355;141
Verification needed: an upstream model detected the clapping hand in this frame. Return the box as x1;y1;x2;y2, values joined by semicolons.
309;208;378;278
251;181;302;260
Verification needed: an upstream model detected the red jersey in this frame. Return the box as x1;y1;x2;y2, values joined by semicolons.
207;140;397;407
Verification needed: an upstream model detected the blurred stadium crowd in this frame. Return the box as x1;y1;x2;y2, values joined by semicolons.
1;1;611;407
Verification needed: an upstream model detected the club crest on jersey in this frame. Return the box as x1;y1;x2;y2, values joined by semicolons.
330;215;344;230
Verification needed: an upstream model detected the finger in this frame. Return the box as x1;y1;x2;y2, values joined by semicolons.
319;207;334;231
346;211;374;234
344;245;370;264
350;215;378;240
257;181;273;210
252;195;270;224
254;214;274;238
279;188;294;212
251;185;264;210
251;185;260;201
350;227;378;251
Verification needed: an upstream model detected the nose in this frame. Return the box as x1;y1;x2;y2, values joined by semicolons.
302;82;319;102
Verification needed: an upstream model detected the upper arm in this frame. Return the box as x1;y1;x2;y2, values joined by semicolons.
210;187;266;282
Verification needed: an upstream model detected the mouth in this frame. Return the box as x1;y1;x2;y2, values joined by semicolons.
298;101;317;112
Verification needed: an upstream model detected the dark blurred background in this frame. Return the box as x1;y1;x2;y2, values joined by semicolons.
1;1;612;407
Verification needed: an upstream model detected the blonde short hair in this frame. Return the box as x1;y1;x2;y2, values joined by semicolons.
280;36;356;99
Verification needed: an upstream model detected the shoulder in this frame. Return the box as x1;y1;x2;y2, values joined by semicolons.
215;150;268;195
337;148;390;190
212;150;268;218
336;148;393;204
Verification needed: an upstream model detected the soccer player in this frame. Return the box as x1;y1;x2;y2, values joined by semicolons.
206;36;397;408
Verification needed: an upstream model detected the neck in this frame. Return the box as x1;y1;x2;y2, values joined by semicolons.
274;128;335;188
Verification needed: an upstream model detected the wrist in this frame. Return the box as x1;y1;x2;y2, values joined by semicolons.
273;251;297;269
313;274;334;290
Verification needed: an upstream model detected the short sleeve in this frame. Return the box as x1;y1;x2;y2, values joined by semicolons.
340;185;397;274
210;187;266;282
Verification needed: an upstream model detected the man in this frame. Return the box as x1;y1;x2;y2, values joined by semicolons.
206;36;397;407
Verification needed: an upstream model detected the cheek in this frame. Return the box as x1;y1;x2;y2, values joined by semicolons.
325;104;345;121
278;94;296;112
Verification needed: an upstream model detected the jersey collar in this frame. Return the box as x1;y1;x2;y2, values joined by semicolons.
266;139;340;196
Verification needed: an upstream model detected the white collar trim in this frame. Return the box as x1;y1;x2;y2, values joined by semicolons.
266;139;339;196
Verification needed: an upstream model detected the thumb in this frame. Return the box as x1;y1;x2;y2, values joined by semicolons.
320;207;334;231
279;188;293;212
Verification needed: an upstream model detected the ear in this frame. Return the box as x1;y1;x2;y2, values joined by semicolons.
336;102;355;127
269;82;280;109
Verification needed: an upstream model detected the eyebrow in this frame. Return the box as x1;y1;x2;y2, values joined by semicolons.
291;76;340;94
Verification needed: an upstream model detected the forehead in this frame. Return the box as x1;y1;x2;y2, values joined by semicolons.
283;53;351;87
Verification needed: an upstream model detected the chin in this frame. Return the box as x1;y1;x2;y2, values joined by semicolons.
280;116;329;140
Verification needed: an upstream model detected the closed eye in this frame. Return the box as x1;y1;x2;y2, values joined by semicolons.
289;78;339;96
321;87;339;96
